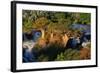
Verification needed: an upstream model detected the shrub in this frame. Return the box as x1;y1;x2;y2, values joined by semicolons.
55;48;80;61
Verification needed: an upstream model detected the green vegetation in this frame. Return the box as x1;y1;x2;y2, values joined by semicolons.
55;49;80;61
22;10;91;33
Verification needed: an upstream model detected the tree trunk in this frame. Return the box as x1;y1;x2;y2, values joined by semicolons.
40;29;45;39
50;32;54;38
62;34;69;47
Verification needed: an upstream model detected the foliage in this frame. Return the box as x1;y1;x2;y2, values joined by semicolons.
23;10;91;33
33;17;50;29
55;48;80;61
38;54;49;62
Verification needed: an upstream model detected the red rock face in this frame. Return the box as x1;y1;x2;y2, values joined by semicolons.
37;38;48;48
80;48;91;59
